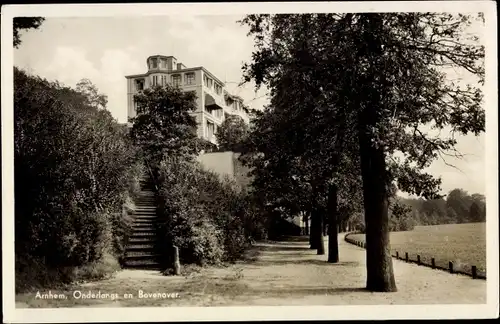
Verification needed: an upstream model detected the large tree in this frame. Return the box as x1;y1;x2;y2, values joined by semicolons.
76;78;108;110
129;85;201;166
216;114;250;152
240;13;484;292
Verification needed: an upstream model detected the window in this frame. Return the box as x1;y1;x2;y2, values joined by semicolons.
150;58;158;69
208;78;213;89
185;73;195;85
172;74;181;87
134;99;139;112
135;79;145;91
151;75;159;86
161;59;167;68
207;121;215;138
215;84;222;95
161;75;168;86
203;75;209;87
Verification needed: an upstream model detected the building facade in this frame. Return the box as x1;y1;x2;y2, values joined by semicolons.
125;55;250;144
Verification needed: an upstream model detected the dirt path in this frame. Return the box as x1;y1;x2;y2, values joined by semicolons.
16;235;486;307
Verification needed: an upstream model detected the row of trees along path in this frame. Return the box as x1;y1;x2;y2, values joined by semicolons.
237;13;484;292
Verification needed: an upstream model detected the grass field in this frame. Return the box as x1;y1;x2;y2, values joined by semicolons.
349;223;486;276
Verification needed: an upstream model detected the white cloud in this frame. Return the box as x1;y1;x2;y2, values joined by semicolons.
42;46;99;84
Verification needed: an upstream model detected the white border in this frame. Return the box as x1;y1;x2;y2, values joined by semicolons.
2;2;498;322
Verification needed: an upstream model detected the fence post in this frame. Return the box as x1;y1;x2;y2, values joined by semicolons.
449;261;454;274
431;258;435;269
173;245;181;275
405;252;409;262
417;255;421;265
472;266;477;279
396;251;399;259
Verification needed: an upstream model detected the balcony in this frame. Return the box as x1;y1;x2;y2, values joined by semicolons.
205;93;224;119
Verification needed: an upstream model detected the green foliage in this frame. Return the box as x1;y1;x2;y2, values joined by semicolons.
240;13;484;202
398;188;486;226
14;68;141;291
156;157;265;266
76;78;108;110
389;200;416;232
238;14;365;240
14;17;45;48
129;85;201;165
216;114;250;152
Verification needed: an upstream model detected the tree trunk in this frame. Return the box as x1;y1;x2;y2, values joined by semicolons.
310;208;324;254
316;208;325;255
309;209;317;249
358;109;397;292
303;212;309;235
328;183;339;263
323;214;328;236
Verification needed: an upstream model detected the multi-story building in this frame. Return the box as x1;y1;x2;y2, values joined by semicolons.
125;55;250;144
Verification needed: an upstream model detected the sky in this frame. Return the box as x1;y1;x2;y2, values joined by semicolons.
13;15;486;197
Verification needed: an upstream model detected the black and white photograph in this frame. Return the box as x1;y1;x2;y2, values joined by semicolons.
2;1;498;322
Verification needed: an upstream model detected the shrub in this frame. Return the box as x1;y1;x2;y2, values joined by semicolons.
14;68;141;291
155;157;263;267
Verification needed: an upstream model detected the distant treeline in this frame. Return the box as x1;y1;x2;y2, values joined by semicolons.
399;188;486;226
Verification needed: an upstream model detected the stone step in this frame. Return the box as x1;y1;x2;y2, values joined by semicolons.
132;225;155;230
126;243;156;251
128;237;158;243
124;259;161;269
133;219;156;223
132;223;156;232
133;224;156;228
130;232;156;238
125;251;161;259
133;218;157;222
133;211;157;215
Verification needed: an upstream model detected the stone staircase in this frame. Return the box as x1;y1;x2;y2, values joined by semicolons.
124;178;161;269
